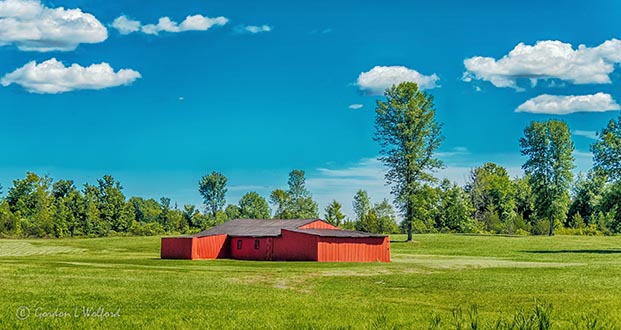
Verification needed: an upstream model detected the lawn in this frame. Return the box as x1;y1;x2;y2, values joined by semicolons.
1;234;620;329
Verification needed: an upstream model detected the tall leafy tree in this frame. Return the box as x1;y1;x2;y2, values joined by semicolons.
373;199;400;234
6;172;55;237
324;200;346;226
513;176;535;225
592;112;621;182
129;197;162;223
198;171;227;218
224;204;241;221
520;120;574;236
238;192;270;219
436;179;476;233
183;204;203;228
374;82;444;241
568;170;606;226
465;163;516;227
96;175;133;233
269;170;318;219
269;189;291;219
352;190;371;222
286;170;318;218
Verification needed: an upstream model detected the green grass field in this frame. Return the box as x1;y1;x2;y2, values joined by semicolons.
1;234;620;329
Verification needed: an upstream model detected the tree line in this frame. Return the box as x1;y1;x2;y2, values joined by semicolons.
2;81;621;238
0;169;400;238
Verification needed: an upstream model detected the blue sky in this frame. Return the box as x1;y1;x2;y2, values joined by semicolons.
1;0;621;218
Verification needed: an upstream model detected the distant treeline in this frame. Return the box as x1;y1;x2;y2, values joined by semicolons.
0;170;403;238
4;106;621;237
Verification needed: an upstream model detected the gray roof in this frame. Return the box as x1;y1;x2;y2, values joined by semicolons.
193;219;321;237
288;228;386;238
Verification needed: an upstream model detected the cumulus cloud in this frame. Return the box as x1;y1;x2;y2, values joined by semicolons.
463;39;621;90
357;66;440;95
235;24;271;34
515;93;620;115
0;0;107;51
111;15;140;34
1;58;141;94
111;14;228;35
348;104;363;109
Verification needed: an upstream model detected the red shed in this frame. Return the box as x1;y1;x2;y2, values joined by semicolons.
161;219;390;262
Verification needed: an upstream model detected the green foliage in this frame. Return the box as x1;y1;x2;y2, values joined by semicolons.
129;197;162;224
436;179;476;233
568;170;607;226
224;204;241;221
269;170;319;219
520;120;574;236
466;163;517;226
269;189;291;219
324;200;346;227
514;176;535;225
238;192;271;219
353;190;372;222
592;112;621;182
351;191;399;234
198;171;228;217
374;82;444;240
373;199;400;234
0;172;205;238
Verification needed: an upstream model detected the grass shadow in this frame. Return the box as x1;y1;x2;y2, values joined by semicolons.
524;249;621;254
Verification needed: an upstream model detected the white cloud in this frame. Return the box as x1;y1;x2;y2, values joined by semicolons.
111;14;228;35
437;146;469;158
463;39;621;90
573;130;598;140
357;66;440;95
1;58;141;94
515;93;620;115
348;104;363;110
111;15;140;34
236;24;271;34
0;0;107;51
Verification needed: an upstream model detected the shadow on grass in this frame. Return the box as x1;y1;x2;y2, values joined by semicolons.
524;249;621;254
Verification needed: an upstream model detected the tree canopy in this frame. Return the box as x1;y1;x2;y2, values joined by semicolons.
374;82;444;241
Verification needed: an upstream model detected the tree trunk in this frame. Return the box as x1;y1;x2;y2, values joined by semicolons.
406;203;413;242
549;217;555;236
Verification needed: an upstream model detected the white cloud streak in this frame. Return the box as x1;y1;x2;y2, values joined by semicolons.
307;158;391;220
463;39;621;90
572;130;598;140
348;104;363;110
0;0;107;52
236;24;271;34
111;14;228;35
357;66;440;95
515;93;620;115
1;58;141;94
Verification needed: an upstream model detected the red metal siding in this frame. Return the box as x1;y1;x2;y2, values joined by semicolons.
317;236;390;262
229;237;274;260
194;234;229;259
272;230;318;261
299;220;338;230
161;237;194;259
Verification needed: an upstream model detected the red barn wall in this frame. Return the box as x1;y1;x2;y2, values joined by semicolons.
299;220;338;230
194;234;229;259
317;236;390;262
273;230;318;261
161;237;194;259
229;237;274;260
